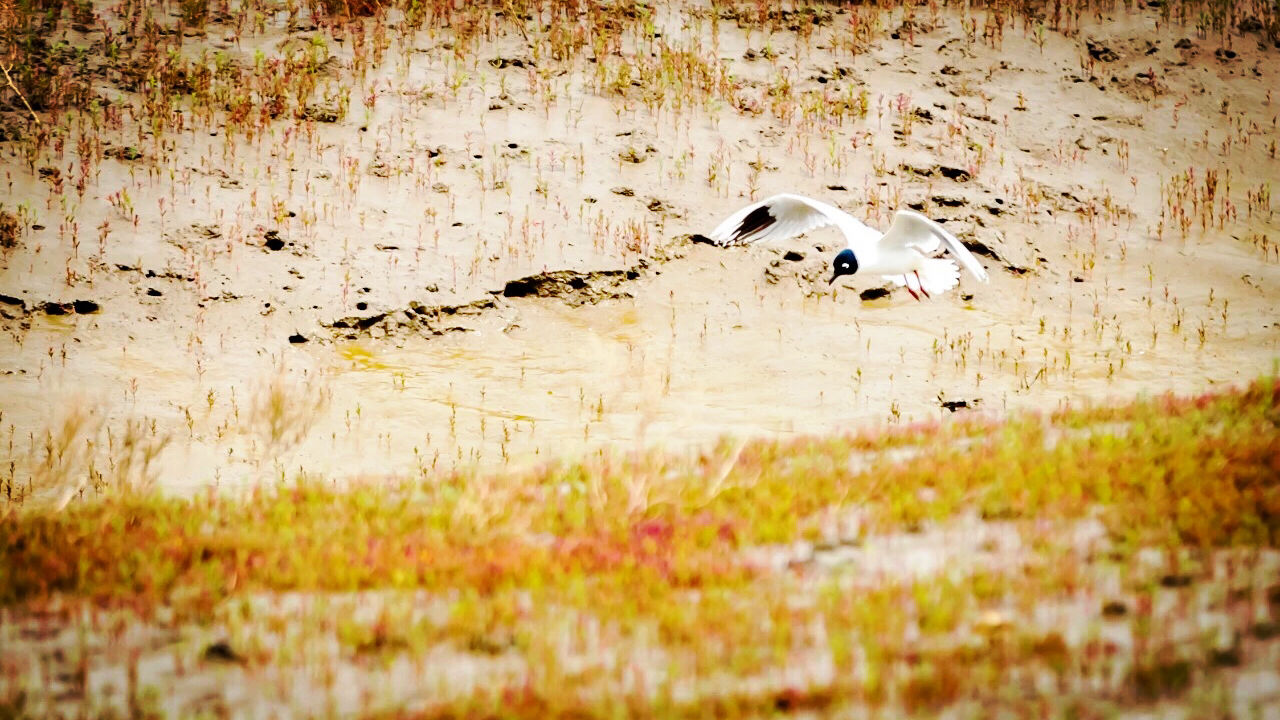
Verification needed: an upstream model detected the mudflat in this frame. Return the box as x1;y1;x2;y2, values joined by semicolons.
1;2;1276;492
1;1;1278;717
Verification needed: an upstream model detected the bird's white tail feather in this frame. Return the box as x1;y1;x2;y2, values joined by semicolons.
884;259;960;296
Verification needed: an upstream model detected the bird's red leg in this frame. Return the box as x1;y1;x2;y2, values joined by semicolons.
905;283;920;301
915;271;930;299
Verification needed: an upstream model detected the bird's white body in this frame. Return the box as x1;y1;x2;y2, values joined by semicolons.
709;193;989;298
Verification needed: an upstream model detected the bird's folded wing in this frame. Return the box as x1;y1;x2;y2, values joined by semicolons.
883;210;989;282
709;193;862;246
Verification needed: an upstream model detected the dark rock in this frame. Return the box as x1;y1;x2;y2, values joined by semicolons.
611;186;635;197
1101;600;1127;617
42;302;70;315
859;287;891;301
0;293;23;307
689;234;715;245
1174;37;1193;49
203;641;244;664
288;333;308;344
1086;39;1119;62
783;250;805;262
264;230;285;251
146;288;162;297
826;184;847;191
938;166;971;182
72;300;99;314
939;398;976;412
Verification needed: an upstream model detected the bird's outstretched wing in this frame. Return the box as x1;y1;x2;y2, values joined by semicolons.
880;210;989;282
708;193;878;250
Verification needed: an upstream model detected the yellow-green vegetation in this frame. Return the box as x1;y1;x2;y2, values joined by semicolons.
2;378;1278;716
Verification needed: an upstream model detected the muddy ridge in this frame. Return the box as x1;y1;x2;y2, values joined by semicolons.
320;264;649;341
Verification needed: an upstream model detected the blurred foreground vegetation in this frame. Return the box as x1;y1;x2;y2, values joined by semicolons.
2;378;1278;716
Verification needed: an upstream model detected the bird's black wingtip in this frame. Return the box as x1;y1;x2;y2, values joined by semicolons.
731;205;776;243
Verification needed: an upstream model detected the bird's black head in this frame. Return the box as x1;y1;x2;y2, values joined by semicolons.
829;248;859;284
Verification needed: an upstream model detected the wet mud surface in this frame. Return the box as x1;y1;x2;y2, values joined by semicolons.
0;5;1277;492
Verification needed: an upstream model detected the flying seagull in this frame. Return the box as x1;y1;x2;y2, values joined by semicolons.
709;193;989;300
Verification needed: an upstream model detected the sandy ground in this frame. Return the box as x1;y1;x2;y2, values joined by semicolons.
1;3;1278;499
